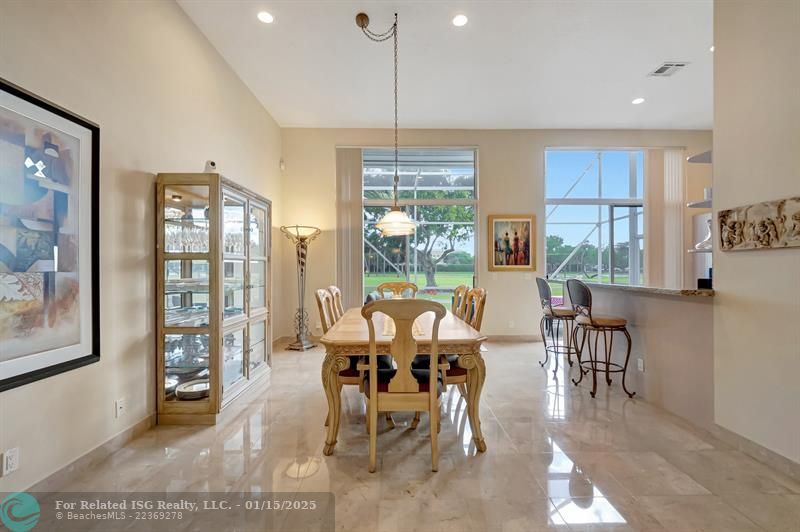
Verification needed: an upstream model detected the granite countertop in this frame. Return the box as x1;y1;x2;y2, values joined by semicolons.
584;282;715;297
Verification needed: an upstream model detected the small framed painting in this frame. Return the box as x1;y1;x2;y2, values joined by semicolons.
0;78;100;392
488;215;536;271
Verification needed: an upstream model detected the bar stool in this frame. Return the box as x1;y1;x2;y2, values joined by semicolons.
567;279;636;398
536;278;577;374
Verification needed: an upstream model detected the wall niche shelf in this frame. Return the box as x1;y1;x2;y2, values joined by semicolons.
156;173;272;425
687;199;712;209
687;249;712;254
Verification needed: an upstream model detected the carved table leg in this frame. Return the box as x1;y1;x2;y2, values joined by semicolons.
322;351;349;456
459;350;487;452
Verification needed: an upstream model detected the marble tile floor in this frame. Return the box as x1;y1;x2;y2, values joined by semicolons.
54;342;800;531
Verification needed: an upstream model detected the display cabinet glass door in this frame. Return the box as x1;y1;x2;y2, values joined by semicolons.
249;320;267;373
164;333;210;402
223;327;246;391
248;201;269;314
164;185;210;253
164;260;210;327
223;192;247;323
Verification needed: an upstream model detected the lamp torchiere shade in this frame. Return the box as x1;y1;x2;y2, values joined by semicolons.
280;225;321;351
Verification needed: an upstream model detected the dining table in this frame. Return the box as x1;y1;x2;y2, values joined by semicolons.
319;307;489;455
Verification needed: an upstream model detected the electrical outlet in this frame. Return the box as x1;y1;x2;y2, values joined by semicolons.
509;320;516;329
637;358;645;372
115;398;126;418
2;447;19;476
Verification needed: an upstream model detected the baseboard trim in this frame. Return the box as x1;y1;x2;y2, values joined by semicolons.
273;335;323;349
711;423;800;481
273;335;292;347
28;413;156;492
487;335;542;342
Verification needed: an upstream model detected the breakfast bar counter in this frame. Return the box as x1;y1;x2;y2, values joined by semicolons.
573;282;715;431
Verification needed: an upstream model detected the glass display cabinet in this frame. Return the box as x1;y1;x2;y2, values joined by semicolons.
156;173;271;424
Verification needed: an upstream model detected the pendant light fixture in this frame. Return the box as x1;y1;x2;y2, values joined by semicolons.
357;12;416;237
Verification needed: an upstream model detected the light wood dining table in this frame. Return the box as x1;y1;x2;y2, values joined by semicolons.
319;307;489;455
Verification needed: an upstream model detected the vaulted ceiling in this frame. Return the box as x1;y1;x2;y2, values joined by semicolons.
179;0;713;129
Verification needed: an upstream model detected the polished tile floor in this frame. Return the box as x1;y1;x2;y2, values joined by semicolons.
59;342;800;531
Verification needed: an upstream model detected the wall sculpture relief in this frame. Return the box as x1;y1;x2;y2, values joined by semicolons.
718;197;800;251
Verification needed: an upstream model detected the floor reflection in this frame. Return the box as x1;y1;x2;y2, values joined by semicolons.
442;386;477;455
545;440;626;525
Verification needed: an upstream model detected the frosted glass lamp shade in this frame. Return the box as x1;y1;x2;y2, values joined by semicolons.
375;207;416;236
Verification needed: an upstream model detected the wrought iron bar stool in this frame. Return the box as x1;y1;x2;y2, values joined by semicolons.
567;279;635;398
536;278;577;374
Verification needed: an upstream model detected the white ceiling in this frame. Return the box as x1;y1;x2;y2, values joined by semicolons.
178;0;713;129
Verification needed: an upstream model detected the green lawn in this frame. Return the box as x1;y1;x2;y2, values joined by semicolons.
364;272;474;303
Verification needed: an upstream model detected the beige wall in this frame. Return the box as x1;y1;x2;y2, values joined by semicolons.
713;0;800;463
0;1;283;491
280;128;711;339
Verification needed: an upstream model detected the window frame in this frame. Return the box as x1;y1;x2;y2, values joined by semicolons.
544;147;646;286
361;147;480;301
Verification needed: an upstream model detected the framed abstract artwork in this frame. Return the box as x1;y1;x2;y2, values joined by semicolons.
0;78;99;392
488;214;536;271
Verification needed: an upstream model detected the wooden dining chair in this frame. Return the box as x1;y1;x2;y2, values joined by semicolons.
317;288;395;428
442;287;487;396
315;288;336;333
451;284;468;318
327;285;345;321
376;281;418;299
359;299;447;472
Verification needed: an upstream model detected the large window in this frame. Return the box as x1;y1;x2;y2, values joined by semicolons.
362;148;477;303
545;149;645;293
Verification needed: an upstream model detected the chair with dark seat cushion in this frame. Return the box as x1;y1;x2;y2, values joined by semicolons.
317;288;392;428
360;298;447;472
364;291;382;304
411;287;486;399
567;278;635;398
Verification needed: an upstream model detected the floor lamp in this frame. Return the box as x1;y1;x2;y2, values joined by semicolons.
280;225;321;351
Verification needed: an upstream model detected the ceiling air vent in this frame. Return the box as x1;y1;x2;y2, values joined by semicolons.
648;62;690;77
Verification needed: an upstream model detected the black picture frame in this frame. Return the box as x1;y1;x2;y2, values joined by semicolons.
0;78;100;392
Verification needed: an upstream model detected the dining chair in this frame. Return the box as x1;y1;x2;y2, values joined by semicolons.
315;288;336;333
451;284;468;317
316;288;394;427
567;279;635;398
359;299;448;472
376;281;418;299
441;287;487;398
536;277;576;374
411;286;487;406
327;285;345;321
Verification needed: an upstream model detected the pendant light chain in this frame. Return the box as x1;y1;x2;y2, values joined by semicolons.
358;12;415;236
360;14;399;208
393;13;399;208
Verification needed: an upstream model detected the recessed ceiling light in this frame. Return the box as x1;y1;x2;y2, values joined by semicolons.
257;11;274;24
709;45;715;52
452;14;468;27
632;97;645;105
